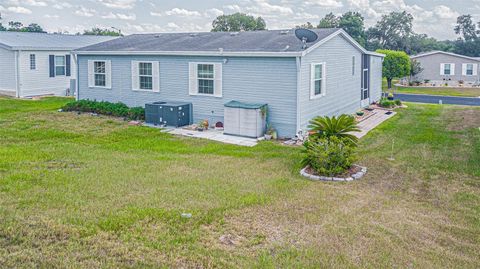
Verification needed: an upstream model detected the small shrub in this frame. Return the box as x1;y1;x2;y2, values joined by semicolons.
394;99;402;106
62;100;145;120
302;136;356;177
308;114;360;146
379;98;396;108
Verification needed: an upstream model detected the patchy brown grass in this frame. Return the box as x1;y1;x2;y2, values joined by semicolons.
0;97;479;268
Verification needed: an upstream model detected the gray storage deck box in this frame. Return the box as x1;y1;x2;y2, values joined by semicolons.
224;101;267;138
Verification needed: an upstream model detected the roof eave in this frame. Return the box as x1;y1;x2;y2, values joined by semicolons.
8;46;78;51
411;51;480;62
73;50;302;57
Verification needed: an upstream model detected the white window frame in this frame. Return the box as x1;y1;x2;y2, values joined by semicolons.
188;62;222;98
197;63;215;95
465;63;474;76
441;63;455;76
93;61;107;87
55;55;66;76
138;62;154;91
310;63;326;100
29;54;36;70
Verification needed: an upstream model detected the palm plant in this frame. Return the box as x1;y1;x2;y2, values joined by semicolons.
307;114;360;146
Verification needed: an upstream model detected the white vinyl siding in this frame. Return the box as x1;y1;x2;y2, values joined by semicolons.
29;54;36;70
131;61;159;92
188;62;222;97
440;63;454;76
462;63;476;76
88;60;111;89
352;56;355;76
55;55;65;76
310;63;326;99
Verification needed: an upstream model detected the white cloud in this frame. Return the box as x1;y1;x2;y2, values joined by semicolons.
150;11;162;17
75;7;95;17
44;14;59;19
205;8;224;17
165;8;201;17
116;13;136;20
52;2;72;9
8;0;47;7
7;6;32;14
433;5;459;20
248;0;293;15
224;5;241;12
98;0;136;10
304;0;343;8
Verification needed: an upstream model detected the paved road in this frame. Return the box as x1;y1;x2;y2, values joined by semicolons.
396;93;480;106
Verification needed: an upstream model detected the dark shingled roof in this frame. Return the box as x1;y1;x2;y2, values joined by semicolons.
76;28;340;53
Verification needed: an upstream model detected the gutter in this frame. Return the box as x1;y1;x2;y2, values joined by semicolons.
73;53;79;101
72;50;302;58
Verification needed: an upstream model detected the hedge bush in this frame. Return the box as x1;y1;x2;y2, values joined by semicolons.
302;136;356;177
62;100;145;120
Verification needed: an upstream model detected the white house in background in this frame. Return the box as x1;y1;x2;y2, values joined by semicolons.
0;32;116;97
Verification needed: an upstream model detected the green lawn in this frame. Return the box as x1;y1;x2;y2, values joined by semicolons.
1;97;479;268
382;78;480;97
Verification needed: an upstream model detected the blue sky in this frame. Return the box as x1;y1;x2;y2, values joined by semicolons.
0;0;478;40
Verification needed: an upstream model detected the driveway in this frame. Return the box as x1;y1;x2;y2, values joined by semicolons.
396;93;480;106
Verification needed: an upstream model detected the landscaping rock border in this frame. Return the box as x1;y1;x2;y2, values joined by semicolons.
300;165;367;182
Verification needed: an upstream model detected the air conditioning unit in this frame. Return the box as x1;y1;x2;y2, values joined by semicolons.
145;101;192;127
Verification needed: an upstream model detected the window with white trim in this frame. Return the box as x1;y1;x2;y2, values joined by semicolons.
197;64;214;94
312;63;324;96
55;55;65;76
466;63;474;75
443;63;451;75
94;61;106;87
29;54;36;70
139;62;153;90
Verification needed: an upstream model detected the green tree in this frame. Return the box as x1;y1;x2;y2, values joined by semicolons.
8;21;23;31
367;11;414;51
211;13;266;32
83;27;122;36
454;14;478;41
318;12;339;28
0;13;5;31
338;12;366;46
376;49;411;89
296;22;315;29
23;23;44;33
409;59;423;82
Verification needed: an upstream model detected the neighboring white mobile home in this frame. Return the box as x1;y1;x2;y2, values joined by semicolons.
0;32;115;97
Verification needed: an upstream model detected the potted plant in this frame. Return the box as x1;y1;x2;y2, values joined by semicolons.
387;93;394;100
265;125;276;140
458;80;464;87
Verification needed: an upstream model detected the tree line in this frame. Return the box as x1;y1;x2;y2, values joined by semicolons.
1;10;478;57
212;12;480;57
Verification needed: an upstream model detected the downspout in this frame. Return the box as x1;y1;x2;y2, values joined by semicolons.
295;56;301;136
14;50;20;98
73;53;79;101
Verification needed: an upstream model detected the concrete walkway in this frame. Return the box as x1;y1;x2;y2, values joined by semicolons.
354;109;397;138
163;128;259;147
396;93;480;106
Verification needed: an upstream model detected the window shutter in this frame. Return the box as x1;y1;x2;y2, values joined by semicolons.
473;64;478;76
131;61;139;90
214;63;222;97
310;63;315;99
105;60;112;89
440;63;445;75
65;55;71;76
462;64;467;76
49;55;55;77
152;61;160;92
450;64;455;75
188;62;198;95
322;63;327;96
87;60;94;88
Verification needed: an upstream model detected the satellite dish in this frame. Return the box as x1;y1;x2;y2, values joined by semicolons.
295;28;318;49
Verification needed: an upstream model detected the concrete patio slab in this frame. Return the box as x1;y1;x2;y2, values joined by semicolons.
161;127;259;147
355;109;397;138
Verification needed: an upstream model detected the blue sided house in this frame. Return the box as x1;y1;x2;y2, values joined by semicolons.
73;28;384;138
